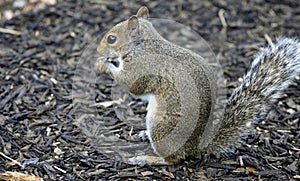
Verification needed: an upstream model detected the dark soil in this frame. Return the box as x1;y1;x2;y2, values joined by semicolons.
0;0;300;180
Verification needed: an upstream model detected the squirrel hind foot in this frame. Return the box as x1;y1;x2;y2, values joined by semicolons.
138;130;149;141
128;155;168;166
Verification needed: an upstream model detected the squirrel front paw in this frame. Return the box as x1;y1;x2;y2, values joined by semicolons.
128;155;168;166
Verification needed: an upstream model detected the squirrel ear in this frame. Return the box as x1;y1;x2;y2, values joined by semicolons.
128;15;140;40
128;15;139;34
136;6;149;20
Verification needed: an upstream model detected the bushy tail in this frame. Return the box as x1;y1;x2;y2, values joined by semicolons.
208;37;300;155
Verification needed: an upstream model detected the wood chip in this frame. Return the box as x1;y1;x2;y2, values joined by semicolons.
0;171;43;181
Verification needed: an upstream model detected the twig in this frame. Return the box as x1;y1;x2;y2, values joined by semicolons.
0;152;23;168
264;34;274;47
291;146;300;151
0;27;21;36
53;165;67;173
218;9;228;30
239;156;244;166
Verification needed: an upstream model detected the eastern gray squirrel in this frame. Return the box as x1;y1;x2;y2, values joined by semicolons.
96;7;300;165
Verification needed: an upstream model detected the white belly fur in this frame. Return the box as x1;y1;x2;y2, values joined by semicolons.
140;93;158;153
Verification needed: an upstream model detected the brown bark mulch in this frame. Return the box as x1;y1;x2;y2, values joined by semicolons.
0;0;299;180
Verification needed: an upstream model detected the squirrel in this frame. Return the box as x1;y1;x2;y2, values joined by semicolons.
96;6;300;165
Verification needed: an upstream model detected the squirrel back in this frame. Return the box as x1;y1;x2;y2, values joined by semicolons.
96;7;300;165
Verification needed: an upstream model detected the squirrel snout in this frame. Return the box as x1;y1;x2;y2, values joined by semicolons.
95;56;121;74
95;56;108;73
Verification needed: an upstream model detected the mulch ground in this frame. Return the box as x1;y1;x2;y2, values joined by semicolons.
0;0;300;180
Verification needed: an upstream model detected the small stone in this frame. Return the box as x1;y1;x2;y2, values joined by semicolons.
3;10;14;20
13;0;27;8
54;147;63;155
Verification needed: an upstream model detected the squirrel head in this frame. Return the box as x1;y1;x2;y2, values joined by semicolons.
97;7;150;70
96;6;158;88
97;6;149;56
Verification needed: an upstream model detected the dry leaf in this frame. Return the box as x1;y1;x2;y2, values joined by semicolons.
41;0;56;5
246;166;256;173
160;168;175;179
140;171;153;176
91;99;122;108
188;168;193;173
0;171;43;181
294;175;300;179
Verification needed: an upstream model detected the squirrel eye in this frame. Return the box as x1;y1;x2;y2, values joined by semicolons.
107;35;117;44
